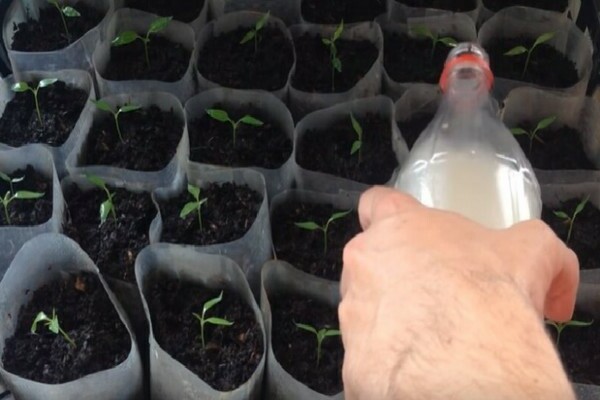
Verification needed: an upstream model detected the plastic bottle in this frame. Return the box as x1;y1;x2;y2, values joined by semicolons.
394;43;541;229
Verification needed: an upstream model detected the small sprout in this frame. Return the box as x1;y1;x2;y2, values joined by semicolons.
504;32;555;78
31;308;76;347
510;115;556;154
85;174;117;226
321;20;344;92
0;172;44;225
111;16;172;68
180;184;208;231
205;108;263;147
553;195;589;244
240;11;270;54
91;99;141;143
350;113;363;162
295;209;352;255
295;322;341;367
192;291;234;349
47;0;81;43
410;25;457;60
545;319;593;346
11;78;58;125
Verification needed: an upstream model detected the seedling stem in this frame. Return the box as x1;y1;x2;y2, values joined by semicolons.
192;291;234;348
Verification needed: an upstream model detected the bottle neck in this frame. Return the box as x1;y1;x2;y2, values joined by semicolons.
444;65;492;111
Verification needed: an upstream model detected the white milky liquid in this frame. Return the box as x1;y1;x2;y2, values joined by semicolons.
395;151;541;229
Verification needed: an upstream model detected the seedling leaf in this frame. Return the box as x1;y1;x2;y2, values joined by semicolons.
256;11;270;30
239;115;264;126
179;202;198;218
38;78;57;88
351;140;362;155
62;6;80;17
322;38;332;45
112;31;139;46
350;114;362;136
504;46;528;56
411;25;433;39
148;16;172;34
553;211;570;220
295;221;321;230
510;127;528;135
295;323;318;335
11;82;29;92
14;191;44;200
119;104;142;113
534;32;555;47
206;109;230;122
536;116;556;131
333;20;344;41
204;317;234;326
324;328;341;337
332;57;342;72
91;99;113;113
240;30;255;44
187;184;200;199
439;37;457;47
330;209;352;222
0;172;10;182
203;291;224;314
31;311;49;333
100;199;113;224
86;174;106;189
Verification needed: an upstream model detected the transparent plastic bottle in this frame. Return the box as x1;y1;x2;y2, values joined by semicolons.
394;43;541;229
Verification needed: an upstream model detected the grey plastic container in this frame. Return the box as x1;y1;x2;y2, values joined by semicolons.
185;88;295;200
288;21;383;120
261;260;343;400
0;145;64;278
136;245;266;399
502;87;600;184
388;0;480;23
0;233;143;400
2;0;112;73
0;69;95;177
293;96;407;193
478;1;581;26
93;8;197;103
150;168;271;295
65;91;188;189
210;0;301;26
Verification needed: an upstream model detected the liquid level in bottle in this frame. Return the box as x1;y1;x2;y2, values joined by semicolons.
395;151;541;229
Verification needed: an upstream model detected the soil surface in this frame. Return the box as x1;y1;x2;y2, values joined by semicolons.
271;295;343;395
296;113;398;184
0;80;87;147
104;37;190;82
125;0;205;22
189;104;292;169
197;25;294;91
160;182;262;246
511;124;595;170
2;272;130;384
292;34;379;93
148;273;263;390
395;0;477;11
542;199;600;270
0;165;52;226
271;200;361;280
397;113;434;149
301;0;387;24
11;4;104;52
80;105;183;171
63;184;155;283
486;37;579;88
483;0;569;12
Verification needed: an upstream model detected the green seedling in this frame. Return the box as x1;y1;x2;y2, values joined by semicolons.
510;115;556;154
350;113;363;162
11;78;58;124
31;308;76;347
410;25;457;60
205;108;263;147
0;172;44;225
322;20;344;91
86;174;117;226
91;100;141;143
295;322;341;367
47;0;81;43
240;11;270;53
180;184;208;231
545;319;593;346
111;16;172;68
295;209;352;255
504;32;555;78
553;195;590;244
192;291;234;349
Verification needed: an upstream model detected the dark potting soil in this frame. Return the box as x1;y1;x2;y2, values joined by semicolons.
160;182;262;246
301;0;387;24
2;272;130;384
512;124;595;170
292;34;379;93
395;0;477;12
0;165;52;226
542;199;600;270
271;295;343;395
80;105;183;171
197;26;294;91
296;113;398;184
11;4;104;52
0;81;87;147
486;37;579;88
547;311;600;385
103;37;191;82
384;33;455;84
189;104;292;169
397;113;434;149
62;185;155;283
125;0;205;23
483;0;569;13
148;273;263;391
271;201;361;280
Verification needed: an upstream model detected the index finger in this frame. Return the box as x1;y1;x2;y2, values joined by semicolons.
358;186;421;230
